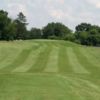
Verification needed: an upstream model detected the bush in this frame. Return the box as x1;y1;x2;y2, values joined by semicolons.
65;34;76;42
48;35;60;40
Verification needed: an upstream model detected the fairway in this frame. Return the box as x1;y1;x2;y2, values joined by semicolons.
0;40;100;100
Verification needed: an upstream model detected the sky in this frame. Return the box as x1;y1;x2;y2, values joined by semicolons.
0;0;100;30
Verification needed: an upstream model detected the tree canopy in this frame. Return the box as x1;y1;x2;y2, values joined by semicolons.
42;22;72;39
0;9;100;46
75;23;100;46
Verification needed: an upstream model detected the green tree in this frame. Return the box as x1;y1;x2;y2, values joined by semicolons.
75;23;100;46
14;12;28;39
75;23;92;32
29;28;42;39
3;21;17;41
42;22;72;39
0;10;11;40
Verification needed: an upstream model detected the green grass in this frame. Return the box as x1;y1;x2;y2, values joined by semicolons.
0;39;100;100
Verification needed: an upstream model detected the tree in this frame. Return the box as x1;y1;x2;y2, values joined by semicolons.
42;22;72;39
3;21;17;41
87;28;100;46
75;23;91;39
14;12;28;39
0;10;11;40
78;31;89;45
42;22;55;39
28;28;42;39
76;23;92;32
65;33;76;42
75;23;100;46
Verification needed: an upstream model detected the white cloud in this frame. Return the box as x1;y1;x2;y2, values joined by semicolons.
7;3;29;17
50;10;65;19
87;0;100;8
95;3;100;8
47;0;64;4
49;9;72;21
0;0;100;30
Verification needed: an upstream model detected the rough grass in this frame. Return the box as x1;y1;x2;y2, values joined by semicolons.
0;40;100;100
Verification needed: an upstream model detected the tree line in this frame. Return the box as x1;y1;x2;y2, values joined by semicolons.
0;10;100;46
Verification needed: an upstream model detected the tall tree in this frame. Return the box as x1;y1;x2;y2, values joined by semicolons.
4;21;17;41
0;10;11;40
15;12;28;39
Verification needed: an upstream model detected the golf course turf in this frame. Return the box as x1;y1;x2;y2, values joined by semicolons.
0;40;100;100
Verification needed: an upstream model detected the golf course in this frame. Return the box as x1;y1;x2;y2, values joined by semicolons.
0;40;100;100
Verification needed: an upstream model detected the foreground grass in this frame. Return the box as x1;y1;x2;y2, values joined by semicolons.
0;40;100;100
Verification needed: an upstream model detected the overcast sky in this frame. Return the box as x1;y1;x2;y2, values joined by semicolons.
0;0;100;30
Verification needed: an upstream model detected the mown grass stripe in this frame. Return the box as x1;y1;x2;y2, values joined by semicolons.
80;47;100;68
74;47;100;74
57;75;100;99
57;75;89;99
58;46;72;73
56;75;80;100
44;46;59;73
0;45;40;72
0;49;21;70
0;49;9;63
67;47;89;74
28;43;52;72
12;45;46;72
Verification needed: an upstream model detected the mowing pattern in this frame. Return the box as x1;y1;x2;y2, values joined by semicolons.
67;47;89;74
0;40;100;100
